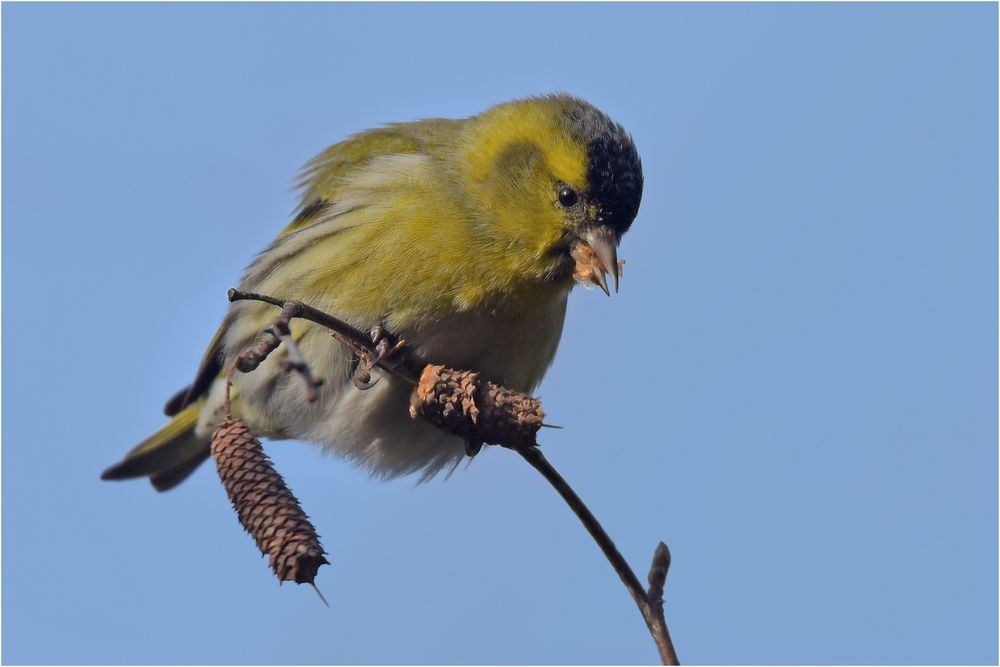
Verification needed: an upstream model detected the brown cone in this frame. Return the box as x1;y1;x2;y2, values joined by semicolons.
211;417;328;585
409;364;545;450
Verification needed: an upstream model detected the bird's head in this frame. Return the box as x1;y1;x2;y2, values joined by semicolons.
457;95;643;295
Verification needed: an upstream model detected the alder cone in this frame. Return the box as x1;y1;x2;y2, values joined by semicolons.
409;364;545;449
211;417;328;585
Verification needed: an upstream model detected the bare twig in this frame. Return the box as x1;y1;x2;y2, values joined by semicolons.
230;301;324;402
224;287;679;664
228;288;420;384
273;317;323;403
517;447;678;664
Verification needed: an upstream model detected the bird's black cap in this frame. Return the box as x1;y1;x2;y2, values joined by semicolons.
566;100;644;237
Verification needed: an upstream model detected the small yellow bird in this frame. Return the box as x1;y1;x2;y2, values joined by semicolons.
102;94;643;489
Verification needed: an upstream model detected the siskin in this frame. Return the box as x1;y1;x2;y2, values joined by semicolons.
102;94;644;489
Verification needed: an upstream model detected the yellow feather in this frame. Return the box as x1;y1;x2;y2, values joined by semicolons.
131;401;201;456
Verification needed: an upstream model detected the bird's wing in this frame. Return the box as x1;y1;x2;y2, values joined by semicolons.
284;119;460;235
163;322;227;416
165;120;461;415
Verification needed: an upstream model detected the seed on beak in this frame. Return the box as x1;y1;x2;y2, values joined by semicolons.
570;229;621;295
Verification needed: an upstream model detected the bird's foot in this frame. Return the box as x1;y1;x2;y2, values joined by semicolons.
351;325;407;390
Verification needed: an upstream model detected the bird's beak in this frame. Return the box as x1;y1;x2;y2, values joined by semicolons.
570;227;621;296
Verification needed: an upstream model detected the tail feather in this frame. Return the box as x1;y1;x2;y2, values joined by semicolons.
101;402;211;491
149;448;212;491
163;384;192;417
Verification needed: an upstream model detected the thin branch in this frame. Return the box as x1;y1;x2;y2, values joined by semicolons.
272;316;324;403
224;287;679;664
517;447;678;665
228;288;420;384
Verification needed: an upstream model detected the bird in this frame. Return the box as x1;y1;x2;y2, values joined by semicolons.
101;94;644;490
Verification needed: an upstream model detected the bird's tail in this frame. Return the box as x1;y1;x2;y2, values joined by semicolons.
101;401;211;491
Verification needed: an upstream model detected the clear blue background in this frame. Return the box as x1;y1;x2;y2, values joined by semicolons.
3;3;996;664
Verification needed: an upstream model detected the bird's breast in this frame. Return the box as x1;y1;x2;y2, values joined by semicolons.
399;285;570;393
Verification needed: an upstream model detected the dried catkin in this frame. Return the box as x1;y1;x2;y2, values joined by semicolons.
408;364;545;449
211;417;328;585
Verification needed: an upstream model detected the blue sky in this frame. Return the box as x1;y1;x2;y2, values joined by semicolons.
2;2;996;664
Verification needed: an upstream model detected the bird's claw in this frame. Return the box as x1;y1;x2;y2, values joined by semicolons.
370;326;407;370
350;325;406;391
352;368;379;390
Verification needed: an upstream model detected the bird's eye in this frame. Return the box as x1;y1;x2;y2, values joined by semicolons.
557;186;579;208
